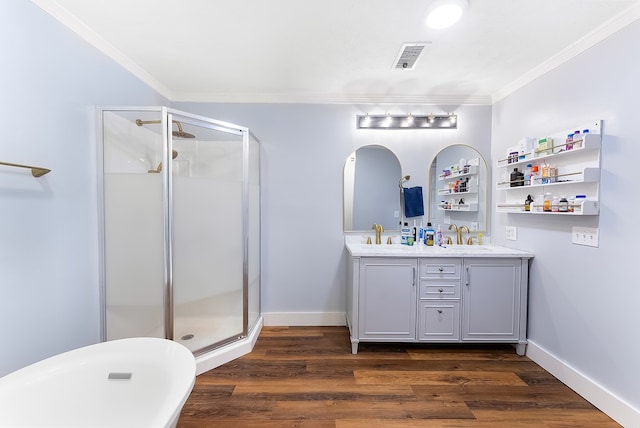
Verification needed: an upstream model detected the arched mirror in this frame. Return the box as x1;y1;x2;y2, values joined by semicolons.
428;144;489;233
344;145;402;232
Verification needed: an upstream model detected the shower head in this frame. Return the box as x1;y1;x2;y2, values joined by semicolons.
135;119;196;139
172;121;195;139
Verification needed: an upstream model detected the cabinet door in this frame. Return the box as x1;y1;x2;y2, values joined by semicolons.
359;258;417;340
462;259;521;341
418;301;460;341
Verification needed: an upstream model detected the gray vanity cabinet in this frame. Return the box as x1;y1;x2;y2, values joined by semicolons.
346;248;530;355
462;258;527;354
358;258;417;341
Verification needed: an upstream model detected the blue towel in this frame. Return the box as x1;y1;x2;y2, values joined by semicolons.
403;186;424;218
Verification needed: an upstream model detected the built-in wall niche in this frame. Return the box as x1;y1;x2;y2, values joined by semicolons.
343;145;402;232
428;144;489;233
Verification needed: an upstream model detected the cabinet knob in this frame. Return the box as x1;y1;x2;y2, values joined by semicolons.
438;288;444;293
437;309;443;314
438;267;444;272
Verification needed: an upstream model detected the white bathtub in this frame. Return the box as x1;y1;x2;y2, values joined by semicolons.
0;337;196;428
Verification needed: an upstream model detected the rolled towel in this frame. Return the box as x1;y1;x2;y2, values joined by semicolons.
403;186;424;218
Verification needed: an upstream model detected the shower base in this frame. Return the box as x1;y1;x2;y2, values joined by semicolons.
107;290;245;353
172;314;243;353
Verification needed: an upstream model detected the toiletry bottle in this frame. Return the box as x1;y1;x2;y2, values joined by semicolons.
543;193;552;212
534;194;544;212
510;168;524;187
541;162;550;184
565;133;574;151
573;195;586;213
418;221;425;245
425;222;435;246
530;164;539;185
524;195;533;212
580;129;589;148
525;164;532;186
412;220;417;241
573;130;581;147
559;196;568;212
460;177;468;193
401;222;411;245
435;225;443;246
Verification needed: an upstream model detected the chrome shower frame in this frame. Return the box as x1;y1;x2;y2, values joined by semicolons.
97;106;261;357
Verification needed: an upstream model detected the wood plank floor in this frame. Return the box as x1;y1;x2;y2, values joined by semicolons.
177;326;620;427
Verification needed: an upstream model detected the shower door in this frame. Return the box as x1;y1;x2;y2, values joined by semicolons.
168;111;247;353
100;107;259;355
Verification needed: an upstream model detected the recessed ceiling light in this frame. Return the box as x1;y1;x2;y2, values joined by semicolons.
426;0;469;29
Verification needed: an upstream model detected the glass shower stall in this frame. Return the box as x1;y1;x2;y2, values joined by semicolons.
98;106;260;356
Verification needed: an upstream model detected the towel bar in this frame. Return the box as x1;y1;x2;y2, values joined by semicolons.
0;161;51;177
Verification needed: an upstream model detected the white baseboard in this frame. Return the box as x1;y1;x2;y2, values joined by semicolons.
263;311;346;327
527;340;640;428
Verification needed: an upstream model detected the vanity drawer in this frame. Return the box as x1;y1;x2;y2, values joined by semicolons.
418;300;460;341
419;258;461;278
419;279;460;299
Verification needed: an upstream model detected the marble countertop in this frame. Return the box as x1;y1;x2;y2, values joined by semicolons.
345;236;533;258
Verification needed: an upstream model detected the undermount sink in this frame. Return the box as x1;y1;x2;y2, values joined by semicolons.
443;245;492;251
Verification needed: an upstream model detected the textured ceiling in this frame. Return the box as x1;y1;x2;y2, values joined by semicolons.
33;0;640;104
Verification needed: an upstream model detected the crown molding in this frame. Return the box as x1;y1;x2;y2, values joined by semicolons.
31;0;174;100
171;91;493;105
492;2;640;103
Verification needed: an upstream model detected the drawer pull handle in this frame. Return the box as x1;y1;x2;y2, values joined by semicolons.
437;309;443;314
438;288;444;293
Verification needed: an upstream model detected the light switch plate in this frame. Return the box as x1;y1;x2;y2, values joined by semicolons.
505;226;517;241
572;226;599;247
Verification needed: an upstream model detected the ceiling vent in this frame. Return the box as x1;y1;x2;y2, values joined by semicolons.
392;42;430;70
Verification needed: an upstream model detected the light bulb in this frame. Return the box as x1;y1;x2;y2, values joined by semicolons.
426;0;468;29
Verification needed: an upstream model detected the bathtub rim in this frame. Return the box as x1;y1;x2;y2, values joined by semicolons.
0;337;196;428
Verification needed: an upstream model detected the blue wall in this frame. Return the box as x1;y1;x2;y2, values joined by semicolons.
3;2;637;424
173;101;492;322
0;0;168;376
492;19;640;424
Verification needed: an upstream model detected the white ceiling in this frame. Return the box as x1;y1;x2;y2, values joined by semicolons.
33;0;640;104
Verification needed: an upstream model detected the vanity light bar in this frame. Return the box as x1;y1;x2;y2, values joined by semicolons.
356;114;457;130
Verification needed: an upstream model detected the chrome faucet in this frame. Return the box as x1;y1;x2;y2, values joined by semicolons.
372;223;384;245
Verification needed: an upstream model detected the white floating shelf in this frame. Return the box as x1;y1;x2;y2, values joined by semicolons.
438;202;478;212
497;199;599;215
438;165;477;181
